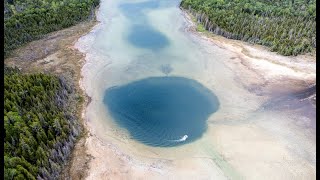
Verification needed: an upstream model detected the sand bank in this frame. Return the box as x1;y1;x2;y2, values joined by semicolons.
72;1;316;179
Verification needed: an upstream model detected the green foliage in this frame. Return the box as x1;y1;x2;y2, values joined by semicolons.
181;0;316;56
197;23;206;32
4;0;100;57
4;67;81;179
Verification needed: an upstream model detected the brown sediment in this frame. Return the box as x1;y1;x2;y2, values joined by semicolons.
4;19;98;180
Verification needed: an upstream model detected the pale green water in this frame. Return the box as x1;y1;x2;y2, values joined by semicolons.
76;0;316;179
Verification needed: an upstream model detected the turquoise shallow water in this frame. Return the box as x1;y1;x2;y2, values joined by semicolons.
120;0;170;50
78;0;316;177
101;0;221;147
104;77;220;147
128;24;169;50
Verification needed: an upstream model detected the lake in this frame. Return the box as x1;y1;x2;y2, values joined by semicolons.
104;76;220;147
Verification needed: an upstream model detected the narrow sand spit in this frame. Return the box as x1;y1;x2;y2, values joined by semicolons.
72;1;316;178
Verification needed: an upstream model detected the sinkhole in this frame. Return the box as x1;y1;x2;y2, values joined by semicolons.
104;77;220;147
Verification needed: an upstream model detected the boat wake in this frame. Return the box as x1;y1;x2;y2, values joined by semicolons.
170;135;188;142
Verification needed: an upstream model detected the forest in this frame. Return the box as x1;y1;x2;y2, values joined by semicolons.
4;0;101;179
4;0;99;57
4;67;82;179
180;0;316;56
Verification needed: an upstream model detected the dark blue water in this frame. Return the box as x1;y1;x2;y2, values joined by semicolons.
104;77;220;147
119;1;170;50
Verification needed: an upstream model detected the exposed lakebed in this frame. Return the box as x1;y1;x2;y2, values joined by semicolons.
100;0;220;147
77;0;316;178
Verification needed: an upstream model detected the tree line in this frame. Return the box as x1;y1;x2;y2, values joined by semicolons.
180;0;316;56
4;0;99;57
4;0;100;179
4;67;82;179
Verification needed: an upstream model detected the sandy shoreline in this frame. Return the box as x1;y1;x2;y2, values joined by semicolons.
4;19;99;179
4;2;316;179
182;9;316;92
73;4;316;180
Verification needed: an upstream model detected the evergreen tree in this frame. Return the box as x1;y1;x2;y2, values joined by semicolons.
4;67;82;179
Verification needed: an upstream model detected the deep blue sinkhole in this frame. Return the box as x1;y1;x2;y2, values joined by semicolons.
104;77;220;147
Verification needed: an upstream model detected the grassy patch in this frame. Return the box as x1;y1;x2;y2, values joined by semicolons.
196;23;206;32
